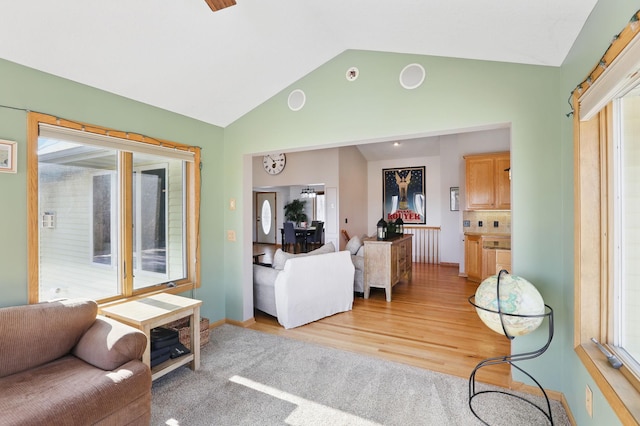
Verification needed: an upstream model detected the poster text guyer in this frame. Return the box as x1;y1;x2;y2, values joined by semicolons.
382;166;426;225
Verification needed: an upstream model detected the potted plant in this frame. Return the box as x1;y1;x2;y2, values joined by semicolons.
284;199;308;226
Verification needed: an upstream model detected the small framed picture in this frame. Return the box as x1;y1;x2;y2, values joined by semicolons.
450;187;459;211
0;139;17;173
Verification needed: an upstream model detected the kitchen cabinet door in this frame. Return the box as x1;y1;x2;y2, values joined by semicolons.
464;152;510;210
465;234;482;282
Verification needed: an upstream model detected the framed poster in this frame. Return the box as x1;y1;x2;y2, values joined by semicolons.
0;139;17;173
382;166;425;224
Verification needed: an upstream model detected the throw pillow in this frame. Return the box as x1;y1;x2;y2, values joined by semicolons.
345;235;363;255
73;316;147;371
272;249;295;270
272;242;336;270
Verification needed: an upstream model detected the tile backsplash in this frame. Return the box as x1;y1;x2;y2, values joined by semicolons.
463;211;511;234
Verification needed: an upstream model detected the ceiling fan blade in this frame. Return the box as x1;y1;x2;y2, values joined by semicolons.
204;0;236;12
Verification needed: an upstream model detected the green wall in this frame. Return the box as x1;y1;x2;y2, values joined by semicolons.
0;58;226;323
224;3;639;423
559;1;640;425
1;1;637;423
226;50;566;383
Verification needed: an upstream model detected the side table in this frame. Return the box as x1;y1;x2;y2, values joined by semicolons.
101;293;203;381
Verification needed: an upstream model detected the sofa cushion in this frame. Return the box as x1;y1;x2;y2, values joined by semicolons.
0;355;150;425
0;298;98;378
72;316;147;371
345;235;363;255
272;242;335;270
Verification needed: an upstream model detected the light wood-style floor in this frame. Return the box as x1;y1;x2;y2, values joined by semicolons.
249;243;511;388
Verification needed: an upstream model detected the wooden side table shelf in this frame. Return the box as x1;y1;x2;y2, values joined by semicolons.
101;293;203;381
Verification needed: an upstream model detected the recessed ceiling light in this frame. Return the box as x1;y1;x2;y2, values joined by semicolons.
393;142;401;147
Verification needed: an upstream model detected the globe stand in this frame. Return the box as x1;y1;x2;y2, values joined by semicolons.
468;270;555;426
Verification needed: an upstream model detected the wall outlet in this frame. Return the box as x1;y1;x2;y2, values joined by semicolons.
227;230;236;242
229;198;236;211
463;220;470;227
493;221;499;227
478;221;483;227
585;385;593;417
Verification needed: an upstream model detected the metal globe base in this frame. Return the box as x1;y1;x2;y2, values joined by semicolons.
468;270;555;425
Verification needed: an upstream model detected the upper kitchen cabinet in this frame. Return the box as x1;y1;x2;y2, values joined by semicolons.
464;152;511;210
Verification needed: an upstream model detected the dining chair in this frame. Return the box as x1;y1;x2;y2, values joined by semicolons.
307;222;324;251
283;222;300;253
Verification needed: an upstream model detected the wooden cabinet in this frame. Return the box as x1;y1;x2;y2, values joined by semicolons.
495;249;511;274
483;248;497;279
464;152;511;210
465;234;482;282
363;234;413;302
465;234;511;283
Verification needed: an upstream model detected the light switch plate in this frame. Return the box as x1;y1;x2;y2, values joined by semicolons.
227;230;236;242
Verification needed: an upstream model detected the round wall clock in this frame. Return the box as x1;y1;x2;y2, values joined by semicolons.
263;153;286;175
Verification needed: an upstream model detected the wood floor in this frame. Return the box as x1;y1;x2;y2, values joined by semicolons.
249;243;511;388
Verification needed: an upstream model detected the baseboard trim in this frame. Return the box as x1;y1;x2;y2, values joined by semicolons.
208;317;256;329
224;317;256;328
511;381;576;425
440;262;459;267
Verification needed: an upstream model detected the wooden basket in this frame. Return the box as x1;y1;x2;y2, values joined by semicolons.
165;317;210;350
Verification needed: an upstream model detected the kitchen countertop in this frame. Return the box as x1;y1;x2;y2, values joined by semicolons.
464;232;511;237
464;232;511;250
482;240;511;250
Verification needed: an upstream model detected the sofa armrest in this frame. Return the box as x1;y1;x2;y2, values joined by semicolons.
351;254;364;271
72;316;147;371
253;264;280;287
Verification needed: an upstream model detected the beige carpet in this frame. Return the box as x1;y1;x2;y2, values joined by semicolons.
151;324;570;425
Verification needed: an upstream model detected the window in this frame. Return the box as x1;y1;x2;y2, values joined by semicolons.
314;191;325;222
260;199;272;235
613;94;640;373
573;15;640;424
28;113;201;303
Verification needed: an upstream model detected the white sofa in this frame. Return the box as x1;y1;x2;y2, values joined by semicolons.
253;243;355;329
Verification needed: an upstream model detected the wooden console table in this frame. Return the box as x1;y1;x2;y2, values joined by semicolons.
101;293;202;381
363;234;413;302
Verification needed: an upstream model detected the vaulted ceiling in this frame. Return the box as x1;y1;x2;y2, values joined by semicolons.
1;1;597;127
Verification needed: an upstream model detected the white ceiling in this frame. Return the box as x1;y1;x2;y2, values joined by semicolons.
0;1;597;128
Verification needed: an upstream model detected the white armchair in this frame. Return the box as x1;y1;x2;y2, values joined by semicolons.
253;244;355;329
275;251;354;329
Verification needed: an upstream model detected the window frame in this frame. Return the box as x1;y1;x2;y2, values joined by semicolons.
27;112;201;304
573;15;640;425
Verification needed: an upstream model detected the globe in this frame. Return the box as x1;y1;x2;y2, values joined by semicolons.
474;272;545;337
